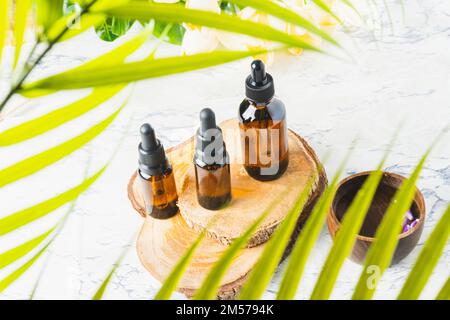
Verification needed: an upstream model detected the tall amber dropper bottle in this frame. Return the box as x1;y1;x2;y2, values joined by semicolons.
138;123;178;219
238;60;289;181
194;108;232;210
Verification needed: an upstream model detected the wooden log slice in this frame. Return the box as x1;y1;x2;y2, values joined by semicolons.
127;119;327;299
178;119;320;247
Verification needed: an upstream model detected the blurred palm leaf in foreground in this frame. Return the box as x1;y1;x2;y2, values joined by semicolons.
0;0;341;295
0;0;447;301
150;136;449;300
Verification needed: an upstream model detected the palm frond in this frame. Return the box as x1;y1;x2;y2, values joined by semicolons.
92;239;132;300
0;85;124;145
0;242;51;293
74;28;152;71
0;166;106;236
13;0;33;68
341;0;363;19
0;103;123;188
226;0;339;46
0;0;9;63
310;132;397;299
28;199;78;299
277;150;351;300
36;0;64;37
311;169;384;299
193;188;294;300
311;0;343;25
238;175;318;300
436;277;450;300
46;13;106;42
397;204;450;299
0;164;106;293
102;2;322;51
21;49;266;91
154;231;207;300
352;148;432;300
0;227;55;269
22;28;150;97
90;0;130;12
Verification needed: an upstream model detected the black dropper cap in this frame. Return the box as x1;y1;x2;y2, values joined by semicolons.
245;60;275;103
194;108;228;166
138;123;169;176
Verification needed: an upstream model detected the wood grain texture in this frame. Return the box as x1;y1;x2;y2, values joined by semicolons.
178;119;319;247
127;119;327;299
327;171;426;265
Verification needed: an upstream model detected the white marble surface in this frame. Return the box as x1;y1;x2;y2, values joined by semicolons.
0;1;449;300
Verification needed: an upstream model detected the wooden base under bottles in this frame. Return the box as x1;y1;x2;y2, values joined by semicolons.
127;119;327;299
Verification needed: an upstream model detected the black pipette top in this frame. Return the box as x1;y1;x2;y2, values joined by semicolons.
194;108;228;166
245;59;275;103
138;123;169;176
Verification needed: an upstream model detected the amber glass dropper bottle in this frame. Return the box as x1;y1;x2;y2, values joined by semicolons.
238;59;289;181
194;108;232;210
138;123;178;219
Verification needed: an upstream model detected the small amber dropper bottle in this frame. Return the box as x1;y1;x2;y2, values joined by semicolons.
238;60;289;181
194;108;232;210
138;123;178;219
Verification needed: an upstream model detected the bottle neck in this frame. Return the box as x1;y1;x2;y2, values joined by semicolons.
246;95;274;106
138;159;170;177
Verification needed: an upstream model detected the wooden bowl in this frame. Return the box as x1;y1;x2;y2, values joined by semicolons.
327;171;426;265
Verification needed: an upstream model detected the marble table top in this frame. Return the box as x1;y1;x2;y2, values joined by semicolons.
0;0;448;300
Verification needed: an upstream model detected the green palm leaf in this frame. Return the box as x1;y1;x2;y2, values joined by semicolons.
154;231;207;300
311;0;343;25
72;0;93;7
36;0;64;36
74;28;152;71
0;166;106;236
0;0;9;63
277;151;352;300
0;103;123;188
13;0;33;68
92;240;132;300
22;28;150;97
0;163;105;293
21;49;265;91
90;0;128;12
238;175;319;300
0;227;55;269
226;0;339;46
0;242;51;293
341;0;363;18
352;148;431;300
193;189;293;300
436;277;450;300
0;85;124;145
46;13;106;42
310;138;395;299
103;2;322;51
28;200;77;299
397;204;450;299
311;169;384;299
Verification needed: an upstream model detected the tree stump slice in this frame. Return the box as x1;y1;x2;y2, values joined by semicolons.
127;119;327;299
177;119;320;247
